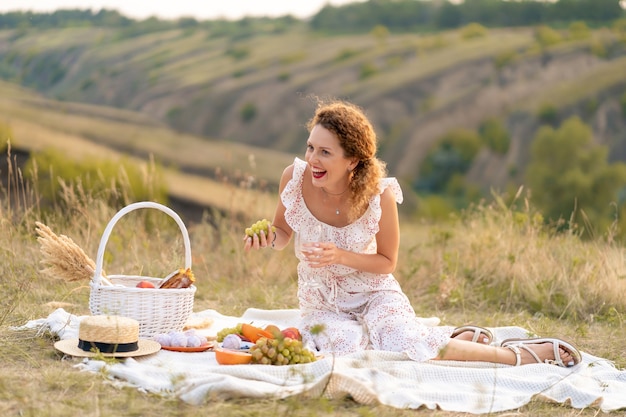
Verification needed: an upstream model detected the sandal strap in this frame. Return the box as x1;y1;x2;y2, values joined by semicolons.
548;341;565;367
516;343;542;364
505;345;522;366
452;325;493;344
501;338;580;367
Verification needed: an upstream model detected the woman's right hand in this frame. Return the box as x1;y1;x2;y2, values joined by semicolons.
243;228;271;251
243;219;275;252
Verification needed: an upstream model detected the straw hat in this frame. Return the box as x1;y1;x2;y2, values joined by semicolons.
54;315;161;358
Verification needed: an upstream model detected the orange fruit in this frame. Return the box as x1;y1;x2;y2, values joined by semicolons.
241;323;274;343
136;280;156;288
214;347;252;365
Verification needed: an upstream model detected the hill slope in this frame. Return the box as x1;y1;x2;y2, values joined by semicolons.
0;24;625;195
0;80;284;221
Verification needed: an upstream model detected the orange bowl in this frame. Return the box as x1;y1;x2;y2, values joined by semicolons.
214;347;252;365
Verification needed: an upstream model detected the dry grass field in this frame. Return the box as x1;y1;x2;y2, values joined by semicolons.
1;153;625;416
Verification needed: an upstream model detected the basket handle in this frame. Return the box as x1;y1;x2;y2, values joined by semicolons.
93;201;192;286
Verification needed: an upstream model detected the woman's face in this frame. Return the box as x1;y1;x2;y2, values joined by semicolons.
305;124;355;190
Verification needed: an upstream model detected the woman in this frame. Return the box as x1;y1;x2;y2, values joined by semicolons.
244;99;580;367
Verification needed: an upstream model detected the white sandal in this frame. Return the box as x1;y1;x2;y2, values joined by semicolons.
451;325;494;344
501;337;581;368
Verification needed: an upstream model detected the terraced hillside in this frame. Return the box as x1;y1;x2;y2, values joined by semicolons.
0;23;625;195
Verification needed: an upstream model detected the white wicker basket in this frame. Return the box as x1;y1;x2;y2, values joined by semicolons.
89;202;196;338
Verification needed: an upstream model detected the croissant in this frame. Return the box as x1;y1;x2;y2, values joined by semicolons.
159;268;195;289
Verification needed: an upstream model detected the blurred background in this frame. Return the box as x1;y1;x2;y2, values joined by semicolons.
1;0;626;239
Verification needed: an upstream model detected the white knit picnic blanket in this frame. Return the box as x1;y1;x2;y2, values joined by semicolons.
18;308;626;414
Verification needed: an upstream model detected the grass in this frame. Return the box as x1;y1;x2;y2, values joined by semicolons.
1;148;626;416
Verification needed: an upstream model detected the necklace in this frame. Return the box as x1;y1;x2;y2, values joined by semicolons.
322;186;349;215
321;186;349;196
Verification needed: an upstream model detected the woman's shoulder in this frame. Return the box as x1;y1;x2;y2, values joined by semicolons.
280;157;303;184
279;158;305;205
379;177;403;204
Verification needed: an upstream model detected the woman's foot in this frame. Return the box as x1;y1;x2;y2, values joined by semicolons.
501;338;581;367
451;325;493;345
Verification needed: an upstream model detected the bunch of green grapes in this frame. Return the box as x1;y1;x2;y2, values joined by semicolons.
245;219;276;238
250;336;317;365
216;323;243;342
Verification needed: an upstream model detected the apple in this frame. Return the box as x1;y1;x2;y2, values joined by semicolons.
264;324;282;338
136;280;156;288
281;327;301;341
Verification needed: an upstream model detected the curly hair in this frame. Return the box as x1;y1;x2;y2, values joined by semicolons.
306;99;387;222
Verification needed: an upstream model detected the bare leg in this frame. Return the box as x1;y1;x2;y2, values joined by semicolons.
434;339;576;366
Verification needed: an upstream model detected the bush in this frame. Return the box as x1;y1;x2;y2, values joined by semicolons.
225;45;250;60
279;51;306;65
370;24;389;45
334;48;360;62
613;18;626;35
493;49;517;70
460;23;488;39
277;72;290;82
416;128;482;194
24;148;168;208
568;21;590;40
415;194;456;221
537;103;558;125
359;62;378;79
479;118;510;154
589;40;608;58
534;25;562;47
240;102;257;123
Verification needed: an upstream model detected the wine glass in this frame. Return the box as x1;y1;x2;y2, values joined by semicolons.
295;224;326;289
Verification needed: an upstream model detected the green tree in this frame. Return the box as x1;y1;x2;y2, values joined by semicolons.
479;118;510;154
526;117;626;237
436;1;463;29
551;0;623;23
416;128;482;193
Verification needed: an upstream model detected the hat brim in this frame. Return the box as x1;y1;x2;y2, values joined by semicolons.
54;338;161;358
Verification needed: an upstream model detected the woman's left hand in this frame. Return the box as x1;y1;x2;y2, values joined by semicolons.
303;242;339;268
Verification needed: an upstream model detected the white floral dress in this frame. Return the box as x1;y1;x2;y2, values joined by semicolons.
282;158;453;362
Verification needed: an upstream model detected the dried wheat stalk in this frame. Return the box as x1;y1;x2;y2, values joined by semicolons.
35;221;112;286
